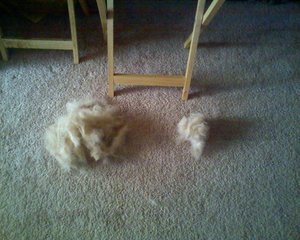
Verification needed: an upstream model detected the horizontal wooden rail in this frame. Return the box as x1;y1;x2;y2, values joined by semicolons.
107;0;207;100
114;74;185;87
3;39;73;50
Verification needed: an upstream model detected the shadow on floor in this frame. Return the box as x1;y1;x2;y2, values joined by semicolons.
203;117;259;157
89;108;173;168
188;76;295;99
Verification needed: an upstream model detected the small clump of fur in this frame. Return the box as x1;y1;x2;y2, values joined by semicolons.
177;113;209;160
45;99;127;170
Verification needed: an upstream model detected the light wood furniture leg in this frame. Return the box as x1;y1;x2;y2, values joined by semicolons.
107;0;206;100
0;27;8;61
184;0;225;48
182;0;206;100
67;0;79;64
1;0;79;63
107;0;114;97
96;0;107;41
79;0;90;16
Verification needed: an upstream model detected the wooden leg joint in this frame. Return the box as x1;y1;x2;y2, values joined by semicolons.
106;0;208;100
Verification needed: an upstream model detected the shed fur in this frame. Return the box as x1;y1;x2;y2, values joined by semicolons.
45;99;127;170
177;113;209;160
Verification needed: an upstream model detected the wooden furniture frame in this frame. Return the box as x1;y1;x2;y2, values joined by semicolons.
96;0;107;42
107;0;205;100
0;0;78;63
184;0;225;48
79;0;90;16
107;0;224;100
0;0;100;64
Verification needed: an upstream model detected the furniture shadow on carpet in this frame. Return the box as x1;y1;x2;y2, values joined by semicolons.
79;52;99;63
189;82;245;99
189;77;293;99
203;118;259;157
114;86;149;96
114;86;179;97
91;109;172;166
198;41;248;49
122;111;173;163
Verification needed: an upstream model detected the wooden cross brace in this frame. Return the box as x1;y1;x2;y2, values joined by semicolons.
107;0;225;100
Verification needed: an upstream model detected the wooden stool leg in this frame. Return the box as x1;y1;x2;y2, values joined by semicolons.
67;0;79;64
182;0;206;100
96;0;107;42
0;27;8;61
107;0;114;97
79;0;90;16
184;0;225;49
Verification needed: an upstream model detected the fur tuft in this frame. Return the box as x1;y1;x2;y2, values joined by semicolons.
45;99;127;170
177;113;209;160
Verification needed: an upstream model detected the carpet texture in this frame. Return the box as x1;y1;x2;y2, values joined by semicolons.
0;1;299;239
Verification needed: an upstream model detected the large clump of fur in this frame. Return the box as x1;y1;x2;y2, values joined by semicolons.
45;99;127;170
177;113;209;160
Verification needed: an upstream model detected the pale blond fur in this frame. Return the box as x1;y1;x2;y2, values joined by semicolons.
45;99;127;170
177;113;209;160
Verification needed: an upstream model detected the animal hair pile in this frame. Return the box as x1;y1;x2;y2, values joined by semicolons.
177;113;209;160
45;99;127;170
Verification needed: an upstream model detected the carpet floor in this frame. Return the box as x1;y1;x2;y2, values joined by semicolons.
0;1;299;239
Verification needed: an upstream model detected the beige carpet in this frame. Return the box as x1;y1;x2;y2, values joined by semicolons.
0;1;299;239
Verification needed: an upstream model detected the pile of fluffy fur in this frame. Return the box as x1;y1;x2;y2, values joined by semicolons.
45;99;127;170
177;113;209;160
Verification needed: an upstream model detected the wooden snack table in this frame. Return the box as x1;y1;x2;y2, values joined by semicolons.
0;0;107;64
106;0;225;100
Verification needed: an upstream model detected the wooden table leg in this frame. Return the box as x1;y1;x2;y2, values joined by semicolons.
107;0;208;100
182;0;206;100
96;0;108;42
79;0;90;16
107;0;114;97
67;0;79;64
184;0;225;49
0;27;8;61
